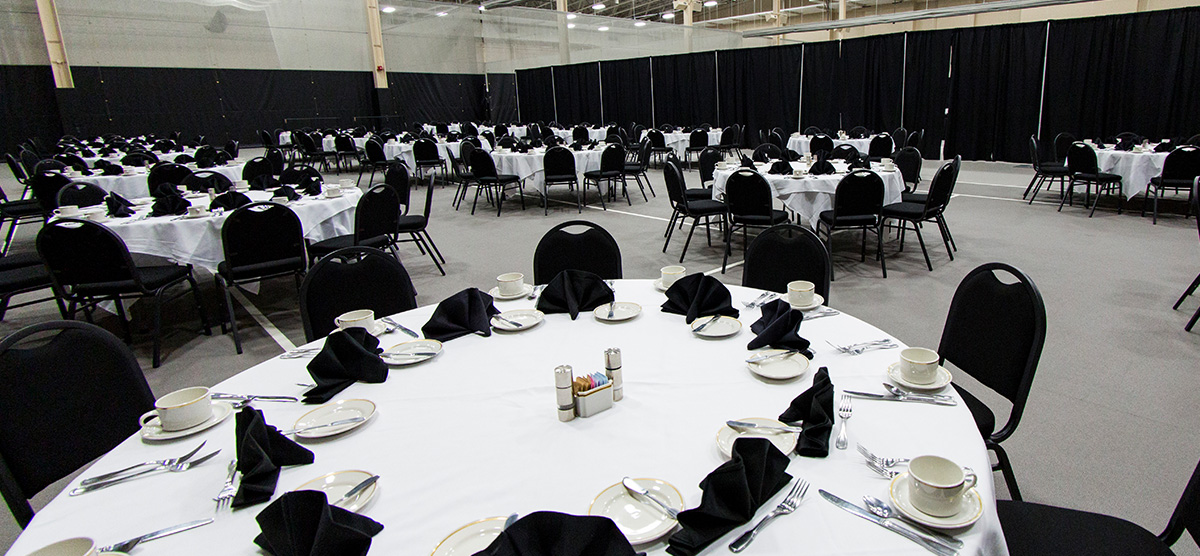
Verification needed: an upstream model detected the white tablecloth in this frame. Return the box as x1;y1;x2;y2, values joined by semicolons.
7;280;1005;556
278;134;369;151
712;162;905;228
420;124;527;139
1092;148;1169;199
491;148;604;195
787;136;875;156
383;142;472;170
553;127;609;142
99;189;358;271
641;130;724;158
78;162;248;200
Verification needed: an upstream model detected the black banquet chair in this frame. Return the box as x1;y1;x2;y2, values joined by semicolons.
392;163;447;276
751;143;782;163
662;159;725;263
867;133;894;162
815;170;887;279
938;262;1046;501
532;220;622;284
722;169;789;273
0;252;56;321
1173;179;1200;332
469;149;525;216
299;247;417;342
1062;142;1124;217
542;146;581;214
36;218;212;367
55;182;107;208
742;224;831;302
307;184;401;261
1142;145;1200;224
583;144;628;208
1024;136;1070;205
0;320;155;528
882;156;960;271
809;134;834;156
217;202;308;354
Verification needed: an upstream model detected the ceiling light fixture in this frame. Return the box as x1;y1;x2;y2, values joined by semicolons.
566;12;577;18
704;1;717;6
380;5;396;12
634;20;647;26
567;22;576;27
436;11;448;16
662;12;675;18
592;2;605;9
598;25;609;30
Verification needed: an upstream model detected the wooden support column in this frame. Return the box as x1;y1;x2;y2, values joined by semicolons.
557;0;570;64
683;0;694;52
36;0;73;88
772;0;782;45
365;0;388;88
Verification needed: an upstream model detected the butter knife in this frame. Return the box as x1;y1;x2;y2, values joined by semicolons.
843;390;958;406
279;417;365;435
692;315;721;332
819;490;958;555
726;420;806;434
333;474;379;507
745;349;800;363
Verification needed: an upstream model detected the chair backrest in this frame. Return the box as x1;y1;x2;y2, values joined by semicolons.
663;158;687;209
848;126;869;139
1053;132;1075;163
894;147;922;186
279;164;322;185
1187;133;1200;147
258;129;275;148
414;139;439;163
831;170;885;220
121;151;157;167
354;184;402;243
6;153;29;184
769;131;786;150
221;202;306;275
19;149;40;176
29;171;70;211
937;262;1046;443
266;148;285;175
699;147;720;184
495;123;509;137
742;224;832;301
802;126;822;135
1115;131;1140;142
868;133;894;157
36;218;140;292
364;138;386;164
725;169;775;219
461;122;479;136
458;140;477;167
532;220;623;284
498;136;518;148
0;321;154;528
573;126;589;143
720;126;739;146
469;149;499;179
148;162;193;190
810;134;834;155
53;153;88;171
1066;142;1100;174
1162;145;1200;181
335;135;355;152
33;159;65;175
543;146;576;178
599;144;626;172
830;144;860;161
690;129;709;148
908;129;924;151
384;162;411;208
752;143;782;163
1028;136;1044;172
184;170;233;193
923;157;960;213
55;182;106;208
242;157;273;182
892;127;908;148
299;246;418;341
223;139;239;159
647;129;666;149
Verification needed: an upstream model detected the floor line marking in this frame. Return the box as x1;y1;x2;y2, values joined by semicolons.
230;289;296;351
953;193;1059;205
705;260;745;275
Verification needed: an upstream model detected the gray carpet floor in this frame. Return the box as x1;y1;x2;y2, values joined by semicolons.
2;151;1199;554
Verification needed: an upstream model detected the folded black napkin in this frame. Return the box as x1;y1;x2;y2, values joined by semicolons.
808;151;835;175
847;154;871;170
196;156;216;169
421;288;501;342
1156;140;1175;153
740;155;755;168
666;438;793;556
660;274;739;324
536;270;614;320
786;149;803;161
252;174;281;191
747;299;813;357
767;160;792;175
233;407;315;508
99;163;124;176
304;328;388;404
514;144;530;154
299;176;323;196
273;186;301;202
570;141;585;151
78;148;95;158
777;366;835;457
476;511;637;556
174;153;195;164
105;194;135;218
528;137;544;148
254;490;383;556
153;182;182;199
150;194;190;217
1115;138;1135;151
210;191;251;211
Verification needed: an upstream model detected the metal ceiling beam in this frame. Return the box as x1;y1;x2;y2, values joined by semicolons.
743;0;1099;35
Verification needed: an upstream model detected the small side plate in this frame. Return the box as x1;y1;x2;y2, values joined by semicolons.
593;301;642;322
715;417;797;459
382;339;443;366
491;310;545;332
431;517;506;556
589;478;684;545
747;350;810;380
295;469;378;512
691;316;741;339
292;398;376;439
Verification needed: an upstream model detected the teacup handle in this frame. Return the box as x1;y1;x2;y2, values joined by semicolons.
139;410;160;428
961;467;977;490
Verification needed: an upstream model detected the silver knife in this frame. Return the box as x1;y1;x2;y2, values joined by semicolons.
726;420;806;434
98;518;214;553
70;450;222;495
843;391;958;406
882;384;954;401
212;393;300;402
819;490;958;555
280;417;365;435
692;315;721;332
745;350;800;363
333;474;379;506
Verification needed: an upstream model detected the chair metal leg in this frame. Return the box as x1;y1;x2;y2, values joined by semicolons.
1187;305;1200;332
877;224;887;278
1175;273;1200;310
990;441;1022;501
221;277;242;354
1022;173;1039;199
1058;180;1074;212
113;297;133;343
187;274;212;335
152;294;163;368
680;217;698;263
663;212;679;252
911;220;933;271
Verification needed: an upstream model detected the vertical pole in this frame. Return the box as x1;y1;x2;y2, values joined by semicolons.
365;0;388;88
772;0;782;46
36;0;73;88
557;0;571;65
1036;21;1050;140
683;0;694;52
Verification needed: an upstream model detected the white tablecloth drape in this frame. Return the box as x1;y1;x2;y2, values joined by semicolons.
7;280;1006;556
1091;148;1169;199
490;148;604;195
77;162;248;200
787;136;875;156
641;130;724;158
712;162;905;228
553;127;609;142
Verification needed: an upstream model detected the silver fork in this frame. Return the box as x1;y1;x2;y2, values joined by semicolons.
865;459;901;479
835;395;852;450
527;284;546;300
70;450;221;495
857;444;910;468
214;460;238;512
728;478;810;552
742;292;773;308
80;441;206;486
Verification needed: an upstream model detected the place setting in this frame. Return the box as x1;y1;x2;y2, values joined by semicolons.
855;444;982;533
136;386;235;442
588;477;685;546
659;272;742;339
843;347;958;406
488;272;535;301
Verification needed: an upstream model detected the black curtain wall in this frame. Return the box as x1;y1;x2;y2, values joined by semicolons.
838;34;905;135
552;62;602;125
1;65;63;155
516;67;556;124
717;44;803;147
800;41;842;133
600;58;653;130
652;52;718;128
487;73;518;123
903;29;954;158
389;72;487;124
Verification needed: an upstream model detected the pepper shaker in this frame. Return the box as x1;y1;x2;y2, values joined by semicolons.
555;365;576;422
605;348;623;402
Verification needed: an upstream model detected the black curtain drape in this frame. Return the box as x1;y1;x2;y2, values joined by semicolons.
652;52;718;128
903;29;954;158
1041;8;1200;142
487;73;518;124
516;67;556;124
800;41;841;134
718;44;803;148
552;62;602;125
389;72;486;125
600;58;653;130
944;23;1046;162
839;34;905;135
2;65;63;155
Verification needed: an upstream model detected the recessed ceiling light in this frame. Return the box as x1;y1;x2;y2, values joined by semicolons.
634;20;647;26
566;13;577;18
592;2;605;10
662;12;675;19
703;1;717;6
380;5;396;12
436;11;448;16
567;22;576;28
478;4;486;10
598;25;609;30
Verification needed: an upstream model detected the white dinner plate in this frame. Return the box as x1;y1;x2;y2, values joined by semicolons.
691;316;741;339
431;517;506;556
382;339;442;366
295;469;378;512
292;398;376;439
491;310;544;332
715;417;798;459
889;472;982;529
789;294;825;312
140;401;233;441
589;478;684;545
593;302;642;322
887;362;953;391
746;350;810;380
487;284;534;300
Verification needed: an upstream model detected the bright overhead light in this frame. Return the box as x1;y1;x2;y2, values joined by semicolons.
566;12;577;18
703;0;717;6
662;12;675;19
598;25;609;30
436;11;448;16
634;20;647;26
478;4;486;10
380;5;396;12
592;2;605;10
567;22;576;28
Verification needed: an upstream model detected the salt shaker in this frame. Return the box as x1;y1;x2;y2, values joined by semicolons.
555;365;576;422
605;348;623;402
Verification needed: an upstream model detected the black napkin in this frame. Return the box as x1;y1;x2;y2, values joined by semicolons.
303;328;388;404
174;153;195;164
232;407;315;508
808;151;835;175
153;182;182;199
740;155;755;168
666;438;793;556
252;174;281;191
536;270;614;320
254;490;383;556
660;274;739;324
847;153;870;170
421;288;500;342
210;191;251;211
99;163;124;176
514;144;530;153
475;511;637;556
299;176;323;196
273;186;301;202
1156;140;1175;153
777;366;835;457
746;299;813;357
150;194;190;217
196;157;216;168
786;149;803;161
767;160;792;175
105;194;135;218
528;137;543;148
79;148;96;158
1115;138;1135;151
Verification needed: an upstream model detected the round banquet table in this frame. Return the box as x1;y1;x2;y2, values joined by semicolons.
490;147;604;196
70;161;249;200
8;280;1007;556
1090;147;1168;199
383;141;484;171
641;130;724;158
712;161;905;228
787;135;874;156
553;127;609;142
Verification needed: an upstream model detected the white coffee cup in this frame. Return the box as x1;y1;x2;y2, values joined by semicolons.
496;272;525;297
186;205;208;217
660;265;685;287
57;205;81;217
139;386;213;432
324;185;343;198
899;347;940;384
787;280;815;307
339;178;354;188
26;537;96;556
336;309;375;331
908;455;977;517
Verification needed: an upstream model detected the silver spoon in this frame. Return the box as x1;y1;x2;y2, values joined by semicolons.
862;495;964;549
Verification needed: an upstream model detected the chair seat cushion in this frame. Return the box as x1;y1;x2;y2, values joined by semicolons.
1149;176;1194;189
733;210;788;226
544;174;577;183
685;187;714;201
0;264;51;294
996;500;1172;556
583;170;623;179
882;202;927;219
686;199;727;215
218;257;305;282
623;163;644;172
901;191;928;204
0;252;43;272
1039;163;1069;174
480;175;520;185
308;234;354;255
952;383;996;438
75;264;190;296
1074;172;1121;183
1;200;46;218
818;211;878;227
395;214;428;231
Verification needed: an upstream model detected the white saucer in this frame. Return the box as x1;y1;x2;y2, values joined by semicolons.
747;350;810;380
491;309;544;332
337;321;387;337
589;478;684;545
382;339;442;366
295;469;378;512
140;401;233;441
130;197;154;206
182;211;211;219
593;301;642;322
292;398;376;439
789;294;825;312
691;315;741;339
487;284;534;300
889;472;982;529
887;362;953;391
431;516;506;556
716;417;797;459
653;279;671;292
